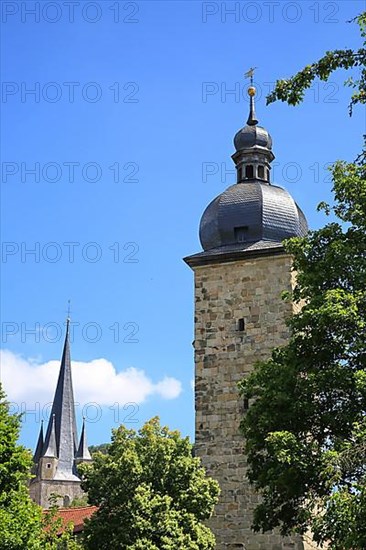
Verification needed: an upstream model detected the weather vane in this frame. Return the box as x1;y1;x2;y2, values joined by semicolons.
244;67;257;86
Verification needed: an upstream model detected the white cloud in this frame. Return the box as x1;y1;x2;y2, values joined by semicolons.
154;377;182;400
0;349;182;408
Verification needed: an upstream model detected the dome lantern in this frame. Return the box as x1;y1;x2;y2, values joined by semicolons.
232;82;274;185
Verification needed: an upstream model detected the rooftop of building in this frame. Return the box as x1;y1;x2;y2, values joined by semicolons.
51;505;98;535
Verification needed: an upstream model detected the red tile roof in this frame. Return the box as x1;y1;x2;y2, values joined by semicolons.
55;506;98;534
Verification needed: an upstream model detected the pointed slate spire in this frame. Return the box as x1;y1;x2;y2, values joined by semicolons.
42;317;79;479
246;86;258;126
33;420;44;464
76;418;92;461
43;414;57;457
244;68;258;126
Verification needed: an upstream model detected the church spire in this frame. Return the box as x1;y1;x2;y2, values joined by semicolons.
30;310;93;508
43;414;57;457
41;317;79;479
76;418;92;462
33;420;44;464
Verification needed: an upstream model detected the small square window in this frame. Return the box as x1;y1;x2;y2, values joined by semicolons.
234;227;249;243
46;463;52;469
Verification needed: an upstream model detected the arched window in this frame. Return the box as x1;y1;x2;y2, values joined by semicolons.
63;495;70;507
245;165;254;179
266;168;270;182
258;165;264;179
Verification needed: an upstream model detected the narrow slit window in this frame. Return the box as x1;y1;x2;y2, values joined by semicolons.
243;397;249;411
238;166;244;183
245;165;254;179
238;318;245;331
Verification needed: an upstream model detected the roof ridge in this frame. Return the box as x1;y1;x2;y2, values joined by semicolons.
58;505;98;511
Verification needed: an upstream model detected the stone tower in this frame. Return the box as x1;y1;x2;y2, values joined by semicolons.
184;86;312;549
29;318;92;508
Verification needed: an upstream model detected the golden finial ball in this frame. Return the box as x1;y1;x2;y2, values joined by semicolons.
248;86;256;97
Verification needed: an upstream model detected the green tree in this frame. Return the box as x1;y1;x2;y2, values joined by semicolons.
239;13;366;550
0;383;83;550
267;13;366;112
79;417;220;550
42;495;84;549
0;383;46;550
69;495;89;508
88;443;110;456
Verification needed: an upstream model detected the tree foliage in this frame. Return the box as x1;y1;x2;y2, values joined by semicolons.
0;383;45;549
79;417;220;550
239;12;366;550
88;443;110;456
0;383;82;550
69;495;89;508
267;12;366;113
42;495;84;549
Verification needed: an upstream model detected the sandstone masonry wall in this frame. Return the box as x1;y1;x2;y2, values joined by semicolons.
29;478;85;508
193;253;306;550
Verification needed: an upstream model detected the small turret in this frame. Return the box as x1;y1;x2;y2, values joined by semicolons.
40;414;58;479
75;418;92;464
33;420;44;466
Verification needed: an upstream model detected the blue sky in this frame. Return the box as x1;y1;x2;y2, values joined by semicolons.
1;0;365;450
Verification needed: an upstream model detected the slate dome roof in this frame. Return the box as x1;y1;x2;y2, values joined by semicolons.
199;181;308;251
234;124;272;151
